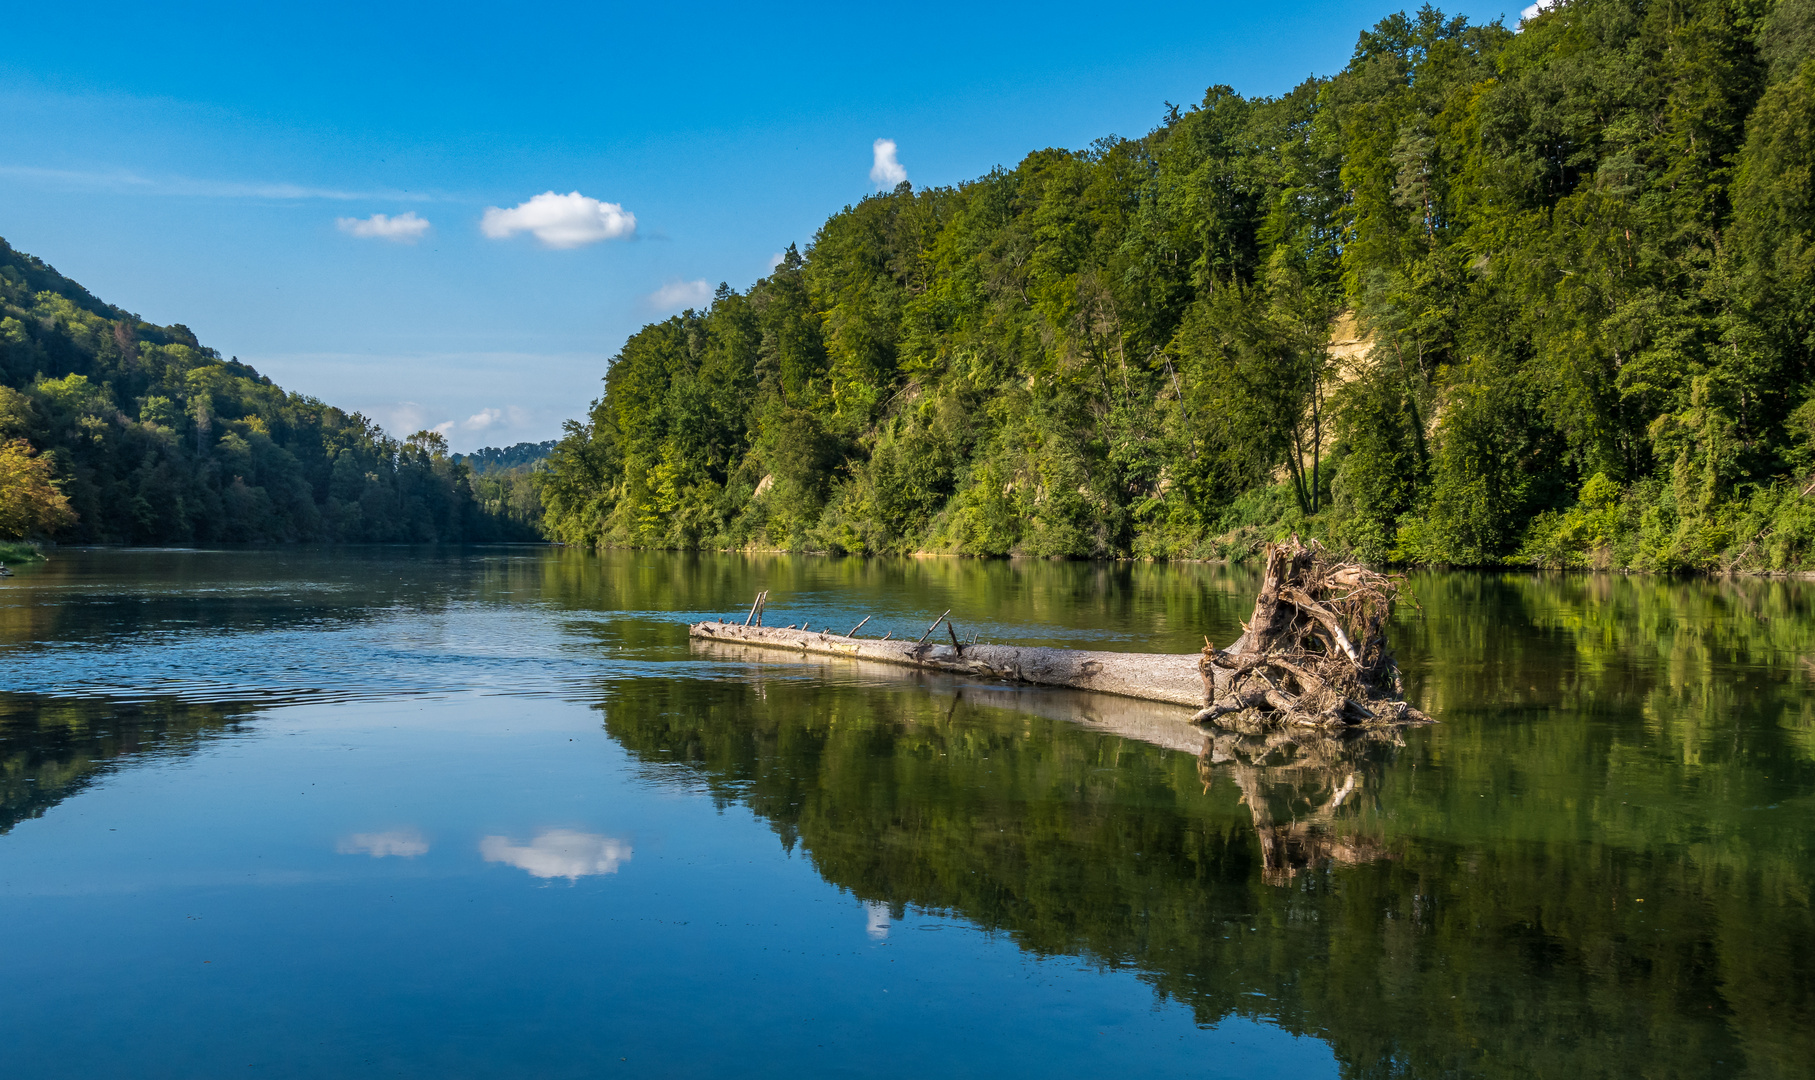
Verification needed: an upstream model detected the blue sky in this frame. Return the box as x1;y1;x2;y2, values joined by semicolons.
2;1;1516;451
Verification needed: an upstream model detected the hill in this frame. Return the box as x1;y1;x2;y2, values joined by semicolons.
455;441;552;535
538;0;1815;571
0;238;537;544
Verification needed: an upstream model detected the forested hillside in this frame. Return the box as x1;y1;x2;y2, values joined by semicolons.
0;238;536;544
540;0;1815;570
458;441;550;534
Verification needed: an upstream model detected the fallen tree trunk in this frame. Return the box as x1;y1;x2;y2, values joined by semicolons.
689;539;1430;731
687;621;1214;707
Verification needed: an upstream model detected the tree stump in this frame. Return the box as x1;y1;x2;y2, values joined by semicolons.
1194;536;1430;730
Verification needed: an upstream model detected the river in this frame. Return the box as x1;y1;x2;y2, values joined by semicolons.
1;547;1810;1078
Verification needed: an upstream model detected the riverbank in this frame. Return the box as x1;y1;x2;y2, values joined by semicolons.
0;541;45;564
560;530;1815;580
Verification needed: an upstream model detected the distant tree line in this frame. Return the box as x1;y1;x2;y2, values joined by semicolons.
459;442;551;533
0;238;537;544
539;0;1815;570
457;441;556;473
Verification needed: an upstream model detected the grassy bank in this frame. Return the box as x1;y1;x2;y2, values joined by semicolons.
0;540;46;564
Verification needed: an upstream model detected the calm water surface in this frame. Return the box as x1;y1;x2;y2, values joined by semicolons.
1;548;1811;1078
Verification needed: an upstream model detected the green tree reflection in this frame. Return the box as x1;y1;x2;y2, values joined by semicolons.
602;581;1815;1079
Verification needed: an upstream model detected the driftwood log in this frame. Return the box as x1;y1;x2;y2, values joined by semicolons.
687;538;1429;731
688;620;1209;707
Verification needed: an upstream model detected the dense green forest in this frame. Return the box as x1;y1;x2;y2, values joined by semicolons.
540;0;1815;570
459;441;550;534
0;238;535;544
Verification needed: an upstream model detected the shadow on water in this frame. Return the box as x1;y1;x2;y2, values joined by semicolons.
3;549;1814;1077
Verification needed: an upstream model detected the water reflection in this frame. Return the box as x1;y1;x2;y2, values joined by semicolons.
478;830;632;881
597;650;1815;1079
1201;729;1401;886
337;829;430;858
0;694;250;835
864;900;892;940
693;640;1403;887
3;551;1813;1078
0;546;1265;694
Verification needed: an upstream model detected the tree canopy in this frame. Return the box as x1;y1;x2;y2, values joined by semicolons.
540;0;1815;570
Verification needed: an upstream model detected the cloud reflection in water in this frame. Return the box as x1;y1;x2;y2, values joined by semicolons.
864;901;890;940
336;829;430;858
479;830;632;881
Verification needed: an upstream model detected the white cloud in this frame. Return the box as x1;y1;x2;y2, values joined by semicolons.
372;405;457;439
240;353;590;453
337;829;429;858
379;401;430;435
768;252;786;271
337;211;431;242
870;138;907;188
480;191;636;248
480;830;632;881
1519;0;1558;24
647;278;712;312
464;407;504;431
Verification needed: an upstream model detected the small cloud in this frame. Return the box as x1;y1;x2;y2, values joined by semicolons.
1519;0;1557;24
431;420;454;436
480;191;636;248
768;252;786;271
870;138;907;188
337;211;431;242
337;829;429;858
480;830;632;881
647;278;712;312
464;407;503;431
380;402;429;435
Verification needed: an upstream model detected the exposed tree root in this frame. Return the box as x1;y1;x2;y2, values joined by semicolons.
1193;536;1431;732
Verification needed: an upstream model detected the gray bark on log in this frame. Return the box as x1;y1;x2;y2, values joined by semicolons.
687;620;1222;708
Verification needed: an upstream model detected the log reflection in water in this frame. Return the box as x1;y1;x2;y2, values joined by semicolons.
692;636;1400;883
690;637;1209;752
1201;728;1400;885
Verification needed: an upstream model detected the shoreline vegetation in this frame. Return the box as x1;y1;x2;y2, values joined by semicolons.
0;540;44;564
554;537;1815;577
538;1;1815;574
